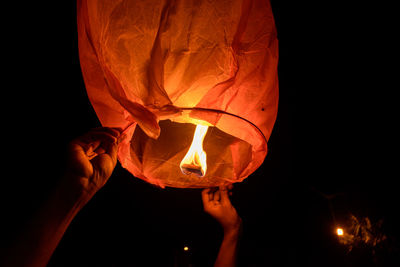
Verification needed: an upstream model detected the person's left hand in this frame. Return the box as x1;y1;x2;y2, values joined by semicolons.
202;185;242;235
65;127;121;196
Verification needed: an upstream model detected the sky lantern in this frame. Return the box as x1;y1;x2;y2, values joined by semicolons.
77;0;279;188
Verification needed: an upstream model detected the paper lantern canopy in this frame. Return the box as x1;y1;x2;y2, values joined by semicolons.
77;0;279;188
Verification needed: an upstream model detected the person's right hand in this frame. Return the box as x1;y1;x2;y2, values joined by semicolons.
202;185;242;235
65;127;121;197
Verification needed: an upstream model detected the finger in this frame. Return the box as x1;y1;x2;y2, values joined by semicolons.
208;187;219;201
214;188;221;202
69;141;88;156
89;138;119;164
74;130;118;162
202;188;211;204
93;145;106;155
72;140;101;161
70;139;100;157
219;185;230;204
86;144;98;160
208;189;213;202
227;184;233;196
104;141;118;165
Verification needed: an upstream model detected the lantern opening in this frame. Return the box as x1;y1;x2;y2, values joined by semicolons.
129;118;254;188
180;124;209;177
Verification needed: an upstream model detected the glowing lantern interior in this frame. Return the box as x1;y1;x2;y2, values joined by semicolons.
129;118;254;188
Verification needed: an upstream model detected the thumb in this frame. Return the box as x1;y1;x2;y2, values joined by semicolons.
219;185;230;204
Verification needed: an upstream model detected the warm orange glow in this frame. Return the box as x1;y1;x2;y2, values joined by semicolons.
180;125;209;177
78;0;279;188
337;228;344;236
183;246;189;251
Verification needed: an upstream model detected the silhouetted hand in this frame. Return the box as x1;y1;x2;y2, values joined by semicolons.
65;127;121;196
202;185;242;234
1;127;122;267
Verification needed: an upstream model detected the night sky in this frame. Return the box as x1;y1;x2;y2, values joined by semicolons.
2;1;398;266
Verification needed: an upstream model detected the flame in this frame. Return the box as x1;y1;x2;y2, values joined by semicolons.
180;124;209;177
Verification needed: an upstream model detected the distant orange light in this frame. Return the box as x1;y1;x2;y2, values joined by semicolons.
183;246;189;251
337;228;344;236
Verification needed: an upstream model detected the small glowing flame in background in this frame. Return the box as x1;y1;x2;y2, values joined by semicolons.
180;124;209;177
337;228;344;236
334;215;388;258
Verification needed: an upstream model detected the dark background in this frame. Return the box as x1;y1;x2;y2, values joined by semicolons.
2;1;398;266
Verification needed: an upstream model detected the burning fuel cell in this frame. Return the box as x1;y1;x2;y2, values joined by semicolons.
180;125;208;177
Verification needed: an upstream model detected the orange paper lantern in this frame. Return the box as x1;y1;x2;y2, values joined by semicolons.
77;0;278;188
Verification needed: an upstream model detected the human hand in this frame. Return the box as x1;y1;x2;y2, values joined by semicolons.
202;185;242;235
65;127;121;197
